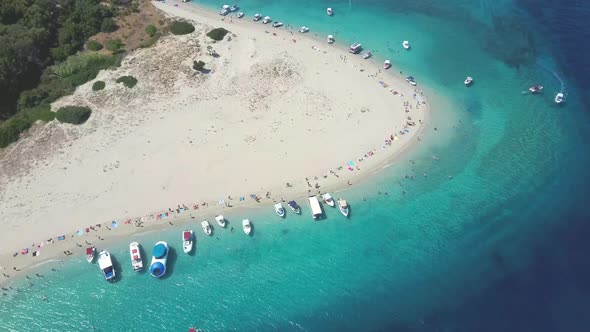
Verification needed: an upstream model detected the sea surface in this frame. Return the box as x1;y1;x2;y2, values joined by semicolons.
2;0;590;331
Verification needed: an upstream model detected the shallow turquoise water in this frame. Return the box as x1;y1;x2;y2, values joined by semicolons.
1;0;589;331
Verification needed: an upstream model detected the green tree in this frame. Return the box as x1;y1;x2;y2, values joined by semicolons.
55;106;92;124
92;81;106;91
170;21;194;35
116;75;137;88
206;28;228;41
100;17;118;33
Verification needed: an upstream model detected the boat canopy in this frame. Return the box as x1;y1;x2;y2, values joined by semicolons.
201;220;209;227
339;199;347;207
152;243;167;259
288;201;299;208
86;247;94;255
308;196;322;218
322;193;332;200
183;231;191;240
150;262;165;277
274;203;283;209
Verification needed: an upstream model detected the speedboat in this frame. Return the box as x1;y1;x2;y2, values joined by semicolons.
129;242;143;272
327;7;333;16
236;11;244;18
253;13;262;21
182;230;193;254
464;76;473;86
403;40;410;50
201;220;212;236
529;85;543;94
327;35;335;44
262;16;271;24
242;219;252;235
363;50;372;59
555;92;565;104
230;3;238;11
349;43;362;54
220;5;230;16
321;193;335;207
98;250;116;281
288;200;301;214
274;203;286;217
272;21;283;28
215;215;226;228
406;76;417;86
338;199;349;217
86;246;95;263
299;26;310;33
384;60;391;69
149;241;168;278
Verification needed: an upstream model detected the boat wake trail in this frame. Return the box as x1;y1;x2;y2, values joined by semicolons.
536;57;566;93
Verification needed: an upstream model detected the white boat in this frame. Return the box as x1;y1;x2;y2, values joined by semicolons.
321;193;335;207
363;50;372;59
299;26;310;33
262;16;271;24
274;203;286;217
308;196;323;220
555;92;565;104
201;220;212;236
327;34;335;44
288;200;301;214
464;76;473;86
242;219;252;235
220;5;230;16
349;43;362;54
129;242;143;272
403;40;410;49
253;13;262;21
149;241;168;278
215;215;226;228
406;76;417;86
230;3;238;11
236;11;244;18
272;21;283;28
327;7;333;16
86;246;95;263
529;85;543;94
182;230;193;254
384;60;391;69
338;199;349;217
98;250;116;281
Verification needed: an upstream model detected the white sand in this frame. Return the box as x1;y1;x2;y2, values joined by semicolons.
0;0;428;280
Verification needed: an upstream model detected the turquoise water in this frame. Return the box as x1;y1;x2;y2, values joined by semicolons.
2;0;590;331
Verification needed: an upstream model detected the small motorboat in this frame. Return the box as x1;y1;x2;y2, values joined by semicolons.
529;85;543;94
272;21;283;28
403;40;410;50
464;76;473;86
274;203;286;217
262;16;272;24
242;219;252;235
149;241;168;278
384;60;391;69
406;76;417;86
98;250;116;281
338;199;349;217
201;220;212;236
288;200;301;214
215;215;226;228
327;35;335;44
230;3;238;11
220;5;230;16
182;230;193;254
129;242;143;272
299;26;310;33
363;50;372;59
236;11;244;18
86;246;95;263
253;13;262;21
349;43;362;54
327;7;333;16
321;193;335;207
555;92;565;104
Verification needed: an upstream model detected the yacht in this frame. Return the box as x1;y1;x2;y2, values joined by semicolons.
236;11;244;18
299;26;310;33
403;40;410;49
220;5;230;16
182;230;193;254
338;199;349;217
98;250;116;281
363;50;372;59
262;16;272;24
201;220;212;236
464;76;473;86
327;35;335;44
129;242;143;272
321;193;335;207
327;7;333;16
272;21;283;28
384;60;391;69
555;92;565;104
529;85;543;94
349;43;362;54
308;196;323;220
230;3;238;11
288;200;301;214
86;246;95;263
215;215;226;228
274;203;286;217
253;13;262;21
242;219;252;235
149;241;168;278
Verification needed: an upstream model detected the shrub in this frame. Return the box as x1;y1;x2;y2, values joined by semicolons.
145;25;157;37
116;76;137;88
101;18;118;33
0;117;32;148
206;28;229;41
55;106;92;125
170;21;195;35
105;39;125;53
92;81;106;91
24;104;56;123
192;60;206;72
86;40;104;51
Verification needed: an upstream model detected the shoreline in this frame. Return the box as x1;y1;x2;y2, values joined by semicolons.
0;0;431;286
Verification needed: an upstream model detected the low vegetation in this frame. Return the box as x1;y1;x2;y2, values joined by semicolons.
105;39;125;53
55;106;92;125
86;40;104;51
92;81;106;91
145;25;157;37
0;105;55;148
170;21;195;35
116;76;138;88
206;28;229;41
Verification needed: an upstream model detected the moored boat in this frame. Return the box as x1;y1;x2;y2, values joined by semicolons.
337;199;349;217
299;26;310;33
327;7;333;16
555;92;565;104
288;200;301;214
272;21;283;28
406;76;417;86
464;76;473;86
349;43;362;54
86;246;95;263
321;193;335;207
149;241;168;278
98;250;116;281
129;242;143;272
230;3;238;11
215;215;226;227
236;11;244;18
403;40;410;49
274;203;286;217
383;60;391;69
182;230;193;254
253;13;262;21
262;16;271;24
327;34;335;44
529;85;543;94
201;220;212;236
363;50;372;59
220;5;230;16
308;196;323;220
242;219;252;235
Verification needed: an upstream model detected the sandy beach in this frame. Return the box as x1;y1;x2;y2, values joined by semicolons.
0;0;429;282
